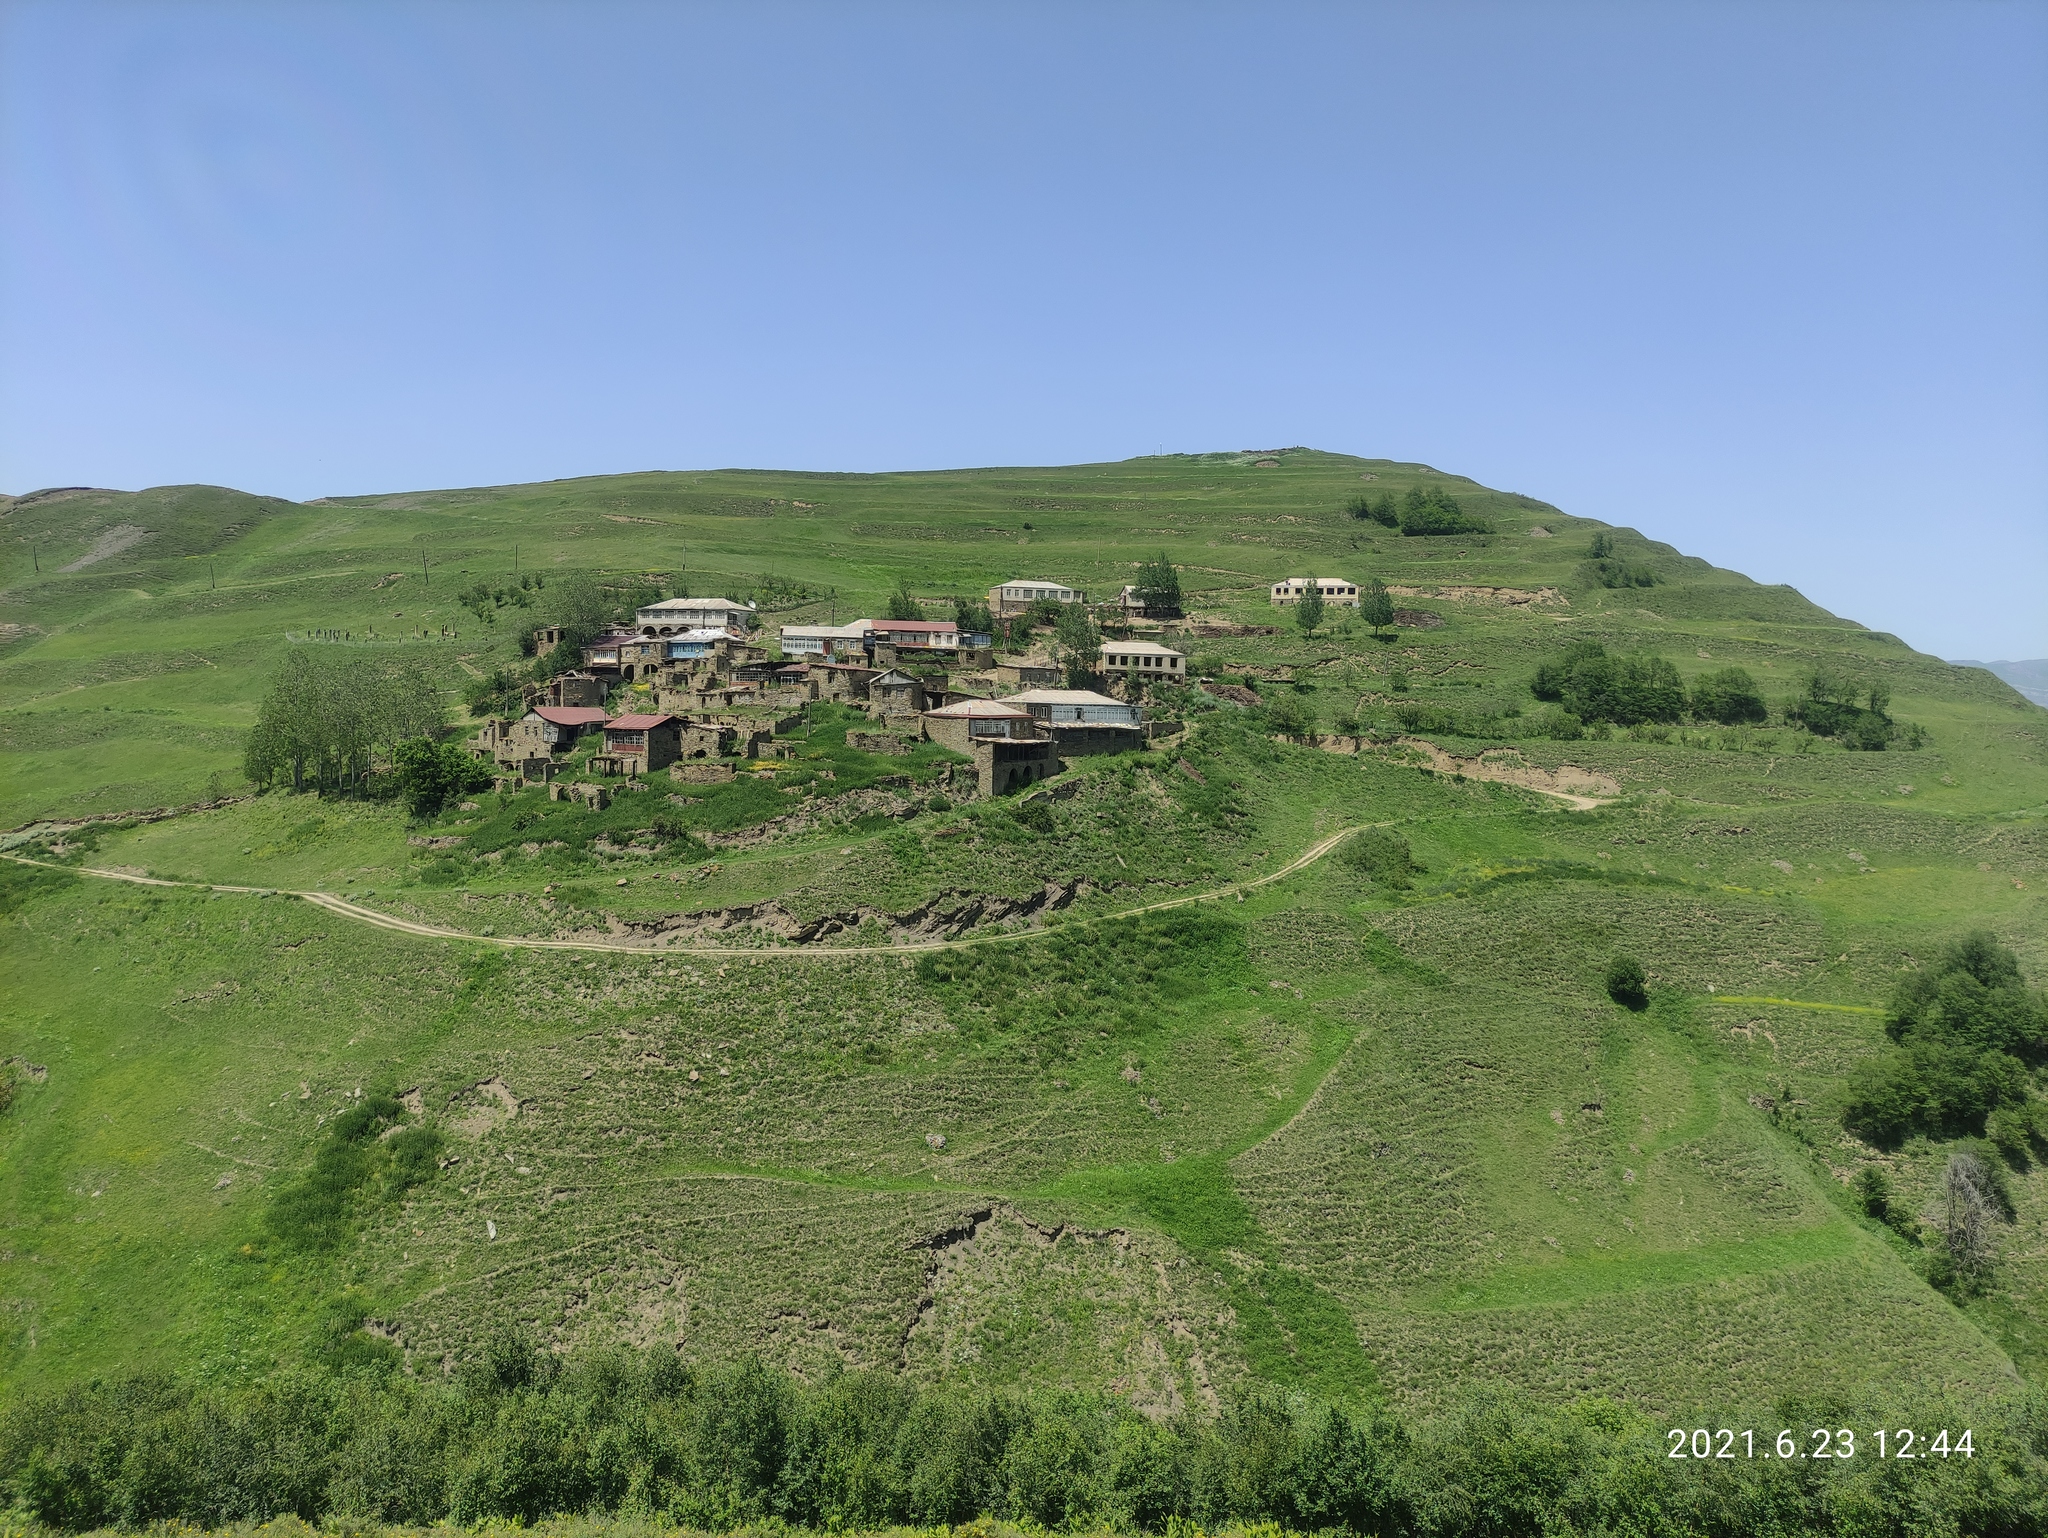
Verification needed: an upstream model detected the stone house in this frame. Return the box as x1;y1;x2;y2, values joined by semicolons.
516;706;610;756
870;669;927;720
526;671;607;710
920;698;1060;795
993;659;1061;690
601;712;684;774
1008;688;1144;757
812;662;876;702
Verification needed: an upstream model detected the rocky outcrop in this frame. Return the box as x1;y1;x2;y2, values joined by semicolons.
568;877;1093;948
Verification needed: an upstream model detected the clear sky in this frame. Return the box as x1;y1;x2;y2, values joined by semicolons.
3;1;2043;659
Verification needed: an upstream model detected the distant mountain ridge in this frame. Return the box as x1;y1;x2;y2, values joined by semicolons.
1951;659;2048;706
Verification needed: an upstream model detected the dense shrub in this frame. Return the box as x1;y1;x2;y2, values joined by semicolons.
1578;531;1661;588
6;1363;2045;1534
1843;933;2047;1148
1530;643;1683;725
1605;955;1649;1010
1264;689;1316;738
1397;485;1490;536
1688;666;1768;725
1787;668;1900;748
265;1093;443;1252
1347;492;1399;527
1340;828;1417;889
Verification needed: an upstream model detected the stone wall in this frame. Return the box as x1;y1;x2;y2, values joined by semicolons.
847;730;917;756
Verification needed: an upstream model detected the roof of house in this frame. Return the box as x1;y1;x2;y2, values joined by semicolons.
872;619;958;633
662;627;731;643
1274;576;1356;586
779;621;872;638
1101;640;1185;656
639;596;755;613
1008;689;1129;708
925;698;1032;719
994;578;1074;591
530;706;610;727
606;712;676;731
871;669;920;686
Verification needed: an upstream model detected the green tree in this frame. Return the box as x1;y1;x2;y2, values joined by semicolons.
245;650;446;794
1360;577;1395;638
1294;582;1325;636
1133;554;1183;618
1051;603;1100;686
885;578;924;622
392;738;493;818
952;595;994;636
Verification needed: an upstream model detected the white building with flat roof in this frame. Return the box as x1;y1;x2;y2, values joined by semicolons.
1100;640;1185;679
988;578;1081;616
1270;577;1359;607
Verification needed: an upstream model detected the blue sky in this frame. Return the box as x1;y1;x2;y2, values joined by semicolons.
3;1;2043;659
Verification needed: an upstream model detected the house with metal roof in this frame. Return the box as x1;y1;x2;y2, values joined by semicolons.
1007;689;1142;727
920;698;1060;795
779;620;872;657
661;627;732;660
634;596;758;634
601;712;685;773
1007;688;1145;756
869;669;928;720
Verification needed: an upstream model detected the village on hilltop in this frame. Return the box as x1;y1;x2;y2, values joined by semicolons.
466;573;1363;800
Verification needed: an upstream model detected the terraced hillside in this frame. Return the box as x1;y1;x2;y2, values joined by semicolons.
2;449;2045;1434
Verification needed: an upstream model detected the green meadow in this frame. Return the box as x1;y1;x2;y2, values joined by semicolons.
2;450;2046;1527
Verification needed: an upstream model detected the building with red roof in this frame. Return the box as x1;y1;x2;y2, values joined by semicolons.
602;712;684;773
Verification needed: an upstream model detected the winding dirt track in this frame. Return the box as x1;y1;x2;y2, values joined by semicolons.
3;825;1366;961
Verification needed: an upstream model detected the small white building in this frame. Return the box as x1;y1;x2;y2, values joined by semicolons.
1270;577;1359;607
1008;688;1142;727
1100;640;1185;679
779;620;872;657
988;578;1081;616
635;596;758;634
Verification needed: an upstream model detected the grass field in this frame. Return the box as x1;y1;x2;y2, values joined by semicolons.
4;450;2047;1476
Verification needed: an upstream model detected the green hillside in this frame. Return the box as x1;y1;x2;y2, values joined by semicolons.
3;449;2047;1526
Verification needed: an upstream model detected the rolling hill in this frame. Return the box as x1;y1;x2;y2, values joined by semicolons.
2;448;2046;1527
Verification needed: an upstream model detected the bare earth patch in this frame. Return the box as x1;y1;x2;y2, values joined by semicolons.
59;524;153;571
1386;584;1566;607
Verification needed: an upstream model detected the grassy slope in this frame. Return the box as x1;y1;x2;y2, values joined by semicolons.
3;449;2046;1423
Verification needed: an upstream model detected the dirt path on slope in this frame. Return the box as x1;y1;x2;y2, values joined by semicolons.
3;824;1372;961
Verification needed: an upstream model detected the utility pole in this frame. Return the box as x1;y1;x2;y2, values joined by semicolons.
210;561;216;589
32;547;38;573
422;548;428;588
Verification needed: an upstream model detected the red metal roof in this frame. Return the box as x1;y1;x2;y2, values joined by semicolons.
531;707;609;726
606;712;675;730
873;620;957;633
